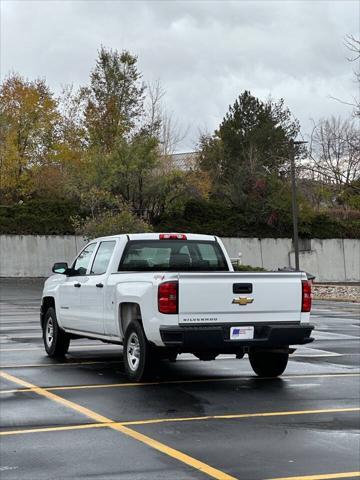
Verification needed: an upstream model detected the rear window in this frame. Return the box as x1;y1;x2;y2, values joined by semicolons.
119;240;229;272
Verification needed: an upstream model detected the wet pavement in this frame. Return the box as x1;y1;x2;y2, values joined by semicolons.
0;278;359;480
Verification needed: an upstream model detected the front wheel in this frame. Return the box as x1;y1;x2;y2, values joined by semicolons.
123;321;156;382
249;349;289;377
43;307;70;357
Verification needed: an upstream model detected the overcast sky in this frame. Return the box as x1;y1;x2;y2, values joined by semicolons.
1;0;359;151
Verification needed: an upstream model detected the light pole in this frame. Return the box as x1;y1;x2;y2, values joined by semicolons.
290;139;307;271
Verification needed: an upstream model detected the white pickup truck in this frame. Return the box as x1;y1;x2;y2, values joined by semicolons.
41;233;314;381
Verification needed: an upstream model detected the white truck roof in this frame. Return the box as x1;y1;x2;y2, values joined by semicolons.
92;233;217;242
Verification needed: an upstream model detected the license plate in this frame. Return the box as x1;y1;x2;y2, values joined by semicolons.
230;326;254;340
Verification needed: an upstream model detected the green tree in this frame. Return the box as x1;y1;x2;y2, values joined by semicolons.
106;133;160;215
81;47;145;152
73;208;153;241
83;132;196;224
199;91;301;205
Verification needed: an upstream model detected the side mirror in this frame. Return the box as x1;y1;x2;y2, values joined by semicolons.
52;262;68;274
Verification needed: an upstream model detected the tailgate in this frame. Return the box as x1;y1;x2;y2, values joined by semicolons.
178;272;303;324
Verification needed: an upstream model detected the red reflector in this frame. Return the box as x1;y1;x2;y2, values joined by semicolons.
158;281;178;314
302;280;312;312
159;233;187;240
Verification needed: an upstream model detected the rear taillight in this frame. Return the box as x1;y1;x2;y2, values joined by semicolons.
158;281;178;314
159;233;187;240
302;280;312;312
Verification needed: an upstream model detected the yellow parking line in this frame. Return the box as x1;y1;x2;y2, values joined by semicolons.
0;344;115;352
0;371;111;423
0;406;358;437
1;373;358;480
0;372;359;394
0;371;236;480
109;422;237;480
121;407;360;426
0;360;121;368
0;423;109;436
266;472;360;479
0;381;160;394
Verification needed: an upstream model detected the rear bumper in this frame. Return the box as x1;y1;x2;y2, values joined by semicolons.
159;323;314;352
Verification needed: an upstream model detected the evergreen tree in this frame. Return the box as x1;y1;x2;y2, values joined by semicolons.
199;91;300;205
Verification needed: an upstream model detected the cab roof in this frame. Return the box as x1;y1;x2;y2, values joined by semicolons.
93;233;217;242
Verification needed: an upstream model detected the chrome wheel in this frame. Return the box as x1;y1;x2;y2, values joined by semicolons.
127;332;140;372
46;317;54;347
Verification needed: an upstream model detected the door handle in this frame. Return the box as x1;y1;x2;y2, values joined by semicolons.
96;283;104;288
74;283;81;288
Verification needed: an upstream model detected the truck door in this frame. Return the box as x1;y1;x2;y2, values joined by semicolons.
58;243;97;330
77;240;116;334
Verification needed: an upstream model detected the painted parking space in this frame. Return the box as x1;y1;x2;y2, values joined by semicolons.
0;427;206;480
1;368;359;480
130;411;360;480
0;279;359;480
0;389;90;432
12;371;358;424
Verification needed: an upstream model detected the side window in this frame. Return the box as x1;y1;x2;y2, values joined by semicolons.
90;241;116;275
72;243;96;276
197;243;226;268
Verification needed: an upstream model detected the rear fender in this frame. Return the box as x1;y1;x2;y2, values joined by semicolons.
115;281;154;340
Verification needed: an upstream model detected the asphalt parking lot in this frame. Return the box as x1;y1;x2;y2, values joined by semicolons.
0;278;359;480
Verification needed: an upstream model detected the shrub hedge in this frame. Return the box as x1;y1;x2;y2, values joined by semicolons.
0;199;78;235
1;197;359;239
157;200;360;239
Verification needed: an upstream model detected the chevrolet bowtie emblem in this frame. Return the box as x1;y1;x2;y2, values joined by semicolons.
232;297;254;306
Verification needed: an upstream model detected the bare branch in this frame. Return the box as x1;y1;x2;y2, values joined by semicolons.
305;116;360;187
344;34;360;62
329;95;358;108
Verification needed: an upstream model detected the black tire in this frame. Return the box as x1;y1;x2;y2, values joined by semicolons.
249;349;289;377
123;321;156;382
43;307;70;357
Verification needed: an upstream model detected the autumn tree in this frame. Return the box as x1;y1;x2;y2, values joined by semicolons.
56;85;87;172
0;74;61;200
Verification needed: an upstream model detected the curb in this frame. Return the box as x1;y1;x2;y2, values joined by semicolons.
313;296;360;304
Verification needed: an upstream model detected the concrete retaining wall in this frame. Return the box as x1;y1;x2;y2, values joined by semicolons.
0;235;87;278
221;237;359;282
0;235;359;281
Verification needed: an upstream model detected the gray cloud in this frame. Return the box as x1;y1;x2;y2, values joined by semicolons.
1;0;358;150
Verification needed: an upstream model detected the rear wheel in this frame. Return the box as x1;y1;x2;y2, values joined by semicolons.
43;307;70;357
123;321;157;381
249;349;289;377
